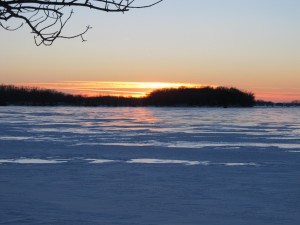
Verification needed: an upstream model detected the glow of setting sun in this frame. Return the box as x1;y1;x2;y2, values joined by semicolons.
12;81;300;102
16;81;204;98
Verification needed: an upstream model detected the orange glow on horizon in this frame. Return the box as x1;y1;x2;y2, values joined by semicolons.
251;86;300;102
10;81;300;102
14;81;205;98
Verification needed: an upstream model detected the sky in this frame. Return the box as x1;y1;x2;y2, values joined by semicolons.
0;0;300;101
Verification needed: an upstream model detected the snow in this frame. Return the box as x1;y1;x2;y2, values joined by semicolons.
85;159;118;164
126;158;207;165
0;107;300;225
0;158;257;167
222;162;257;166
0;158;67;164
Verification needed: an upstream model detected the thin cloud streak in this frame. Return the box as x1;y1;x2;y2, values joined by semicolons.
11;81;299;102
15;81;204;97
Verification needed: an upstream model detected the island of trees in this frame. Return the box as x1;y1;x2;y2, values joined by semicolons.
0;84;258;107
2;84;299;107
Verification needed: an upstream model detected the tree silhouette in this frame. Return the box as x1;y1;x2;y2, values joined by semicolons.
0;0;162;46
145;87;255;107
0;85;256;107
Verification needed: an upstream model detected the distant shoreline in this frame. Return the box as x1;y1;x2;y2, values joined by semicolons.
0;84;299;107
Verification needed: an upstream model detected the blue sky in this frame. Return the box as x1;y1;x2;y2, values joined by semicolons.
0;0;299;101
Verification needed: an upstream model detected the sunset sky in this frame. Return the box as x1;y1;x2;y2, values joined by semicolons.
1;0;299;102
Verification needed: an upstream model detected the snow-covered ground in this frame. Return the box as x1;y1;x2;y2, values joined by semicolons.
0;107;299;224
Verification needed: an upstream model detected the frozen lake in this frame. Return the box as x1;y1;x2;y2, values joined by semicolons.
0;107;300;224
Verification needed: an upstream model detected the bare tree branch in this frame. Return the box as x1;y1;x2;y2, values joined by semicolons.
0;0;163;46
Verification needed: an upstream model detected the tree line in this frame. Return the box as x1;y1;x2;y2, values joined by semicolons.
0;84;257;107
145;86;255;107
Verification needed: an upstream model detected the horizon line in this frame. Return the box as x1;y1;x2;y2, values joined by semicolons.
1;81;299;103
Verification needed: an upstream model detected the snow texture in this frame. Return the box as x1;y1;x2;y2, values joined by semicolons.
0;107;300;225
